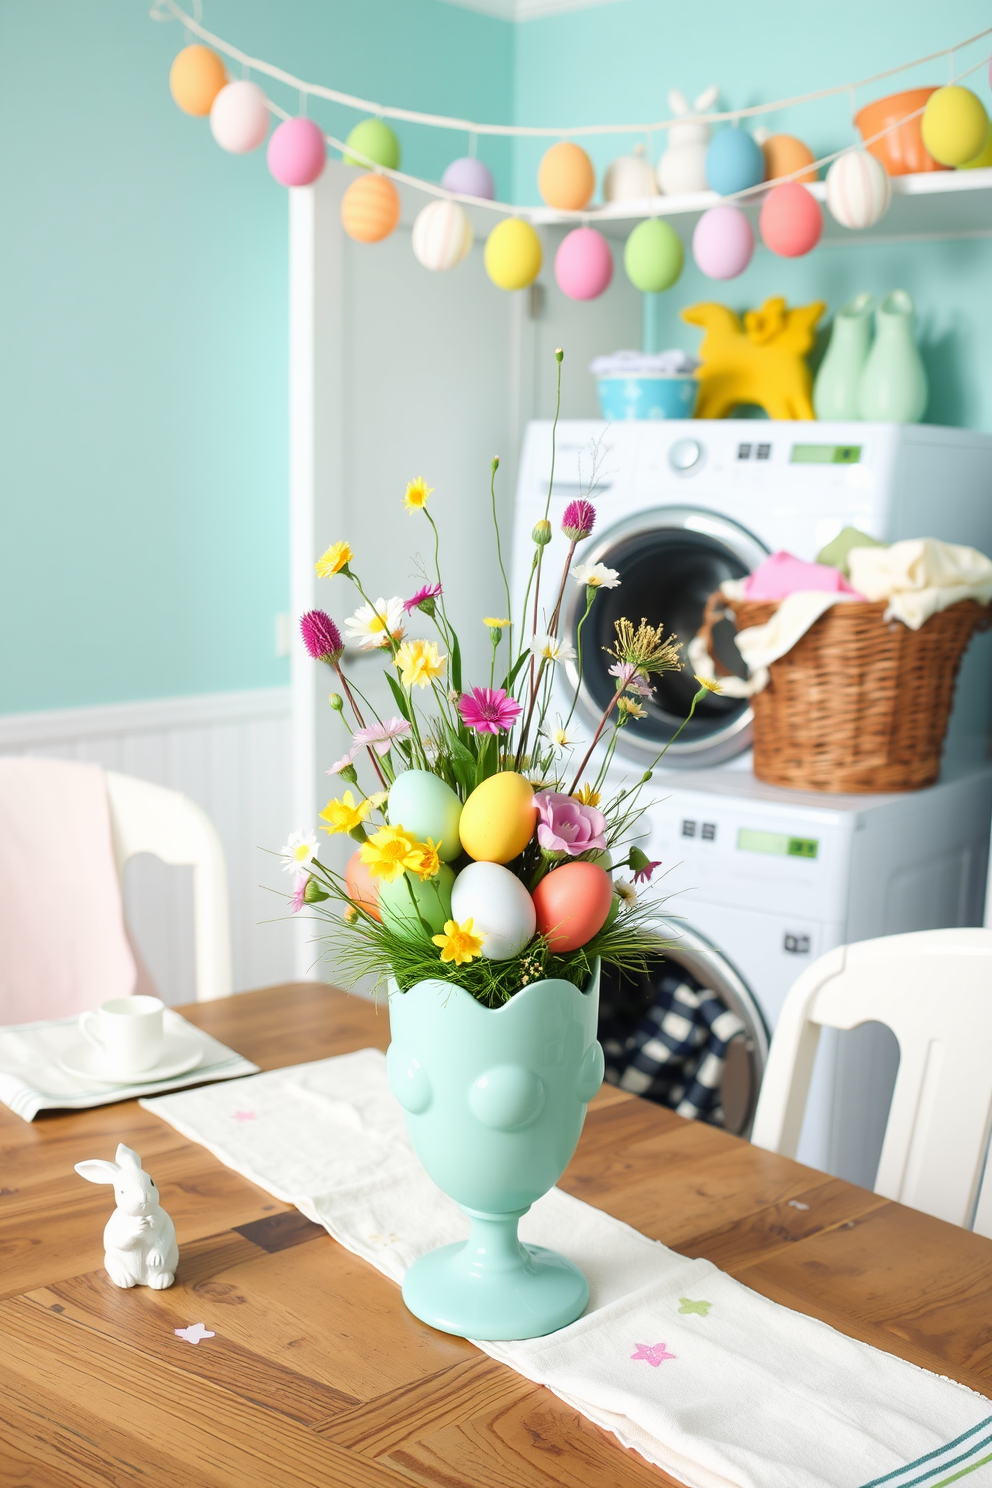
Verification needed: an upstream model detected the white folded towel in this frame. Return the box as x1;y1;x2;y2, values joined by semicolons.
143;1049;992;1488
849;538;992;628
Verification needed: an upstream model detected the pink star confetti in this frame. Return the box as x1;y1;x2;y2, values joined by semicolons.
631;1342;676;1367
232;1110;257;1122
175;1323;215;1345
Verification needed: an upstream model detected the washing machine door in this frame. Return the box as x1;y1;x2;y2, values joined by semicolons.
563;507;768;767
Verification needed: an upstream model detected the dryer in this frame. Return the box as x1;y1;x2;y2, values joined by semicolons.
510;418;992;1184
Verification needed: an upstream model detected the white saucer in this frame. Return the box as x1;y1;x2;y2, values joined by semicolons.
59;1034;203;1086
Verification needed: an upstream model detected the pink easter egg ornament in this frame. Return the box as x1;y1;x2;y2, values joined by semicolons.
267;117;326;187
210;80;269;154
554;227;613;301
759;182;822;257
692;205;754;280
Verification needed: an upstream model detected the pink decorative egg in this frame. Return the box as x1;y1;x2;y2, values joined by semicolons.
554;227;613;301
210;80;269;154
441;156;495;200
759;182;822;257
532;861;613;952
267;117;326;187
692;205;754;280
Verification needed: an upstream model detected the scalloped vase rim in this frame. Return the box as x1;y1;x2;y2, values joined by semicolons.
386;957;600;1016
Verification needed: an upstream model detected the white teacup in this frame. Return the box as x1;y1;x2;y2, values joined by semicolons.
80;996;165;1075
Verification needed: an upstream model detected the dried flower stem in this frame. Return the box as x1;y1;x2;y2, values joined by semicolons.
331;660;389;790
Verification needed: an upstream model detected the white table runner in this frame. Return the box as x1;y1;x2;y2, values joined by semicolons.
143;1049;992;1488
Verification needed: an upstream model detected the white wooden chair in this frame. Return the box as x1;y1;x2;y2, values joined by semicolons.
106;771;233;1002
751;928;992;1238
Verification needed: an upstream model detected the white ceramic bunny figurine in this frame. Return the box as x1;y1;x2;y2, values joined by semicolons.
657;85;719;196
75;1143;178;1289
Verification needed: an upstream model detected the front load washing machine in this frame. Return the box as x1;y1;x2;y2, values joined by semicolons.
510;419;992;1184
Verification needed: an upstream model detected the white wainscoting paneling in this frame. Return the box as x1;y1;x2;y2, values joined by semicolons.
0;689;298;1004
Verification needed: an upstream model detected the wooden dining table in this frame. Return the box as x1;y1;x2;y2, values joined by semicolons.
2;981;991;1488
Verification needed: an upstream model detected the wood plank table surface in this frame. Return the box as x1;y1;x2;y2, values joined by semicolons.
2;983;991;1488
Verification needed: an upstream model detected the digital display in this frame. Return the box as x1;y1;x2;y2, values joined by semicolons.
737;828;819;860
790;444;862;465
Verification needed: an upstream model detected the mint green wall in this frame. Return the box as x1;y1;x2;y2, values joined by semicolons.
0;0;512;714
512;2;992;432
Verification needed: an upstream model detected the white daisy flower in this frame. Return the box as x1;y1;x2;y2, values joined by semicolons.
529;634;577;665
540;716;580;751
572;561;621;589
281;829;319;875
615;878;638;910
344;596;405;650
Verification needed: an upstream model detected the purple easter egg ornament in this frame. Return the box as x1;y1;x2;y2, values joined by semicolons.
441;156;496;200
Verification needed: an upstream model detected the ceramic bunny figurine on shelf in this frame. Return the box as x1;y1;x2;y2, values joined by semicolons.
75;1143;178;1289
657;85;719;195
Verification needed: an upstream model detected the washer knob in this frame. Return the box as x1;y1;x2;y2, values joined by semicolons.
669;437;702;473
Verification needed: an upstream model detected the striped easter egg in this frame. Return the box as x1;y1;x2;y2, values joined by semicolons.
825;151;892;231
411;200;474;271
341;174;401;243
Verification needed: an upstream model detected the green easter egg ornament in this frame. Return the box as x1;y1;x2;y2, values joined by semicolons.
344;118;401;171
379;865;454;940
388;769;463;861
623;218;684;294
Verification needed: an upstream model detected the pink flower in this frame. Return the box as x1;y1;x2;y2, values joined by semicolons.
629;847;662;884
457;687;523;734
326;751;357;775
609;660;652;697
403;583;442;616
289;877;308;914
300;610;344;663
534;791;607;858
561;499;596;542
352;717;412;756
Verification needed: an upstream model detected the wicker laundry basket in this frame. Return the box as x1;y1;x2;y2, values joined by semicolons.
697;592;990;793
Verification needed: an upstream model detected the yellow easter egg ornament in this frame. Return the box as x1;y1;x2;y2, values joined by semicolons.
341;174;401;243
538;142;596;210
484;219;543;291
921;86;989;167
459;772;537;864
170;46;228;117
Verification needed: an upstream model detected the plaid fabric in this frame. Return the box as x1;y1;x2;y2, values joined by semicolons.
600;965;746;1127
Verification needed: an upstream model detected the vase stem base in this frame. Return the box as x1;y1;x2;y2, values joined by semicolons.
401;1209;589;1341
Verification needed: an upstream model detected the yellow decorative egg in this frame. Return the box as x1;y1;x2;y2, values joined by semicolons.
484;219;543;291
459;772;537;864
921;86;989;168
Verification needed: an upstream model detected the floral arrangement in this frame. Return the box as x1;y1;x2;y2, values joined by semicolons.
283;351;715;1005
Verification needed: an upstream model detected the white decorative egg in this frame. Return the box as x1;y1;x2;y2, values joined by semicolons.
603;146;658;203
825;151;891;231
450;861;536;961
412;200;474;271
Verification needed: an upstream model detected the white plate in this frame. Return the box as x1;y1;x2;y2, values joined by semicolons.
59;1034;204;1086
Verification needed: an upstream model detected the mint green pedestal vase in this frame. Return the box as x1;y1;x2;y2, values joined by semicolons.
857;290;928;423
386;963;604;1341
813;292;873;420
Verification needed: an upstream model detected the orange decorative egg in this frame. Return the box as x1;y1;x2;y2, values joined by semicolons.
761;134;817;185
341;175;401;243
345;849;381;921
538;142;596;211
532;861;613;952
169;45;228;117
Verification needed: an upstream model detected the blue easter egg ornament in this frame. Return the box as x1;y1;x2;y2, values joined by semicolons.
706;129;765;197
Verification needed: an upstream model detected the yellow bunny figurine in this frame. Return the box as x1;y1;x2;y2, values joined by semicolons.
681;296;826;420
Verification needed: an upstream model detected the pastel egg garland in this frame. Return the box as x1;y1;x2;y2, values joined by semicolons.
484;219;543;292
344;118;402;171
692;204;754;279
412;200;474;271
209;80;269;154
759;182;822;257
341;174;402;242
268;117;327;187
538;142;596;210
170;45;227;117
825;151;892;229
921;86;990;168
623;218;684;293
555;227;613;301
441;157;496;200
706;128;765;196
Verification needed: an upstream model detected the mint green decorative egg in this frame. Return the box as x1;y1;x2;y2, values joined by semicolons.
388;770;462;862
380;866;454;939
624;218;684;294
344;118;401;171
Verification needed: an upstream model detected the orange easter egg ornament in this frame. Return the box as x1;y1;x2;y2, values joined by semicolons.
532;861;613;953
169;45;228;117
341;175;401;243
345;849;381;921
761;134;817;185
538;142;596;210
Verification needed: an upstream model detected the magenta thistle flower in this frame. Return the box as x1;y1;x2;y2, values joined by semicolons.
561;499;596;542
457;686;523;734
403;582;442;616
534;791;607;858
300;609;344;663
352;717;412;756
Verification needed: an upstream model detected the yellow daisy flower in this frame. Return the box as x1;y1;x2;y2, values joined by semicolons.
482;617;511;629
573;783;601;807
318;791;372;835
404;477;434;513
411;837;442;881
395;638;446;690
617;696;647;720
359;824;423;884
432;917;486;966
315;541;353;578
694;673;724;695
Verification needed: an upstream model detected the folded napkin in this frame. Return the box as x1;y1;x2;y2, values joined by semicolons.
589;349;701;377
143;1050;992;1488
0;1008;259;1121
0;758;136;1023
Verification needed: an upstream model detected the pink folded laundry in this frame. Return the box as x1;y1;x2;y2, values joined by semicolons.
743;550;865;601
